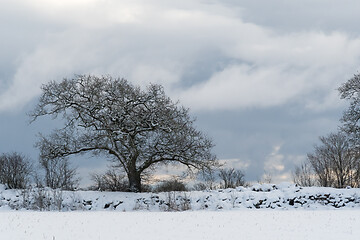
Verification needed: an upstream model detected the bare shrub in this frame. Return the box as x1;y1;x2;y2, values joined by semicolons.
0;152;33;189
162;192;191;211
219;168;246;188
198;168;218;190
192;182;208;191
90;168;128;191
155;179;187;192
258;171;272;184
179;192;191;211
19;187;63;211
39;157;79;190
52;189;64;211
292;162;316;187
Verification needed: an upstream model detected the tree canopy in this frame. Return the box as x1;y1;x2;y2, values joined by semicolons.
339;73;360;146
30;75;218;192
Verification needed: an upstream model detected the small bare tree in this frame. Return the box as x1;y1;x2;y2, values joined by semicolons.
292;162;316;187
219;168;245;188
0;152;33;189
307;132;360;188
39;157;79;190
197;168;218;190
257;171;272;184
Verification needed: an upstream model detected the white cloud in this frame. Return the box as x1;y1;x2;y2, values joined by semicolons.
264;145;285;173
178;65;306;110
218;158;250;170
0;33;102;111
178;30;360;111
1;0;360;112
261;145;308;183
18;0;143;27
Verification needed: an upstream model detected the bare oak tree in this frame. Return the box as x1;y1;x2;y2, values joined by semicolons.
30;75;218;192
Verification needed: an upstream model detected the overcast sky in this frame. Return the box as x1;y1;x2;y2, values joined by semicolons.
1;0;360;185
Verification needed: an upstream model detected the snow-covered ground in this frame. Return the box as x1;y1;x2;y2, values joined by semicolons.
1;184;360;239
1;210;360;240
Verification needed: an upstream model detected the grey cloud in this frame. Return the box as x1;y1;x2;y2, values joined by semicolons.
2;0;359;112
219;0;360;34
0;0;357;184
194;105;342;182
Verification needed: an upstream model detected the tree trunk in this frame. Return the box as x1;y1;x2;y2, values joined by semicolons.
127;170;142;192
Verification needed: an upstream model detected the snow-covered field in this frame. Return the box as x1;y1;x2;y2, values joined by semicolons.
1;184;360;239
1;210;360;240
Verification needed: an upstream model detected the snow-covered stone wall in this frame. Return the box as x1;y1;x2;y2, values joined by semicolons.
1;183;360;211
